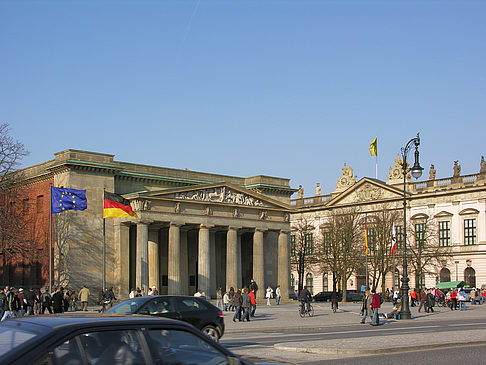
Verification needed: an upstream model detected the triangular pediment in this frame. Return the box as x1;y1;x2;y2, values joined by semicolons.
127;183;289;209
326;178;407;207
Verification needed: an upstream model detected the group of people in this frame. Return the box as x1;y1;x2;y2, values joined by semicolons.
0;285;93;321
128;285;158;299
360;289;383;325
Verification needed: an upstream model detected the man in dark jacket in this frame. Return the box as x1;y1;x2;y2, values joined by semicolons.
40;288;52;314
249;280;258;297
52;288;64;313
25;288;36;316
298;286;312;312
426;289;435;313
232;289;243;322
241;288;251;322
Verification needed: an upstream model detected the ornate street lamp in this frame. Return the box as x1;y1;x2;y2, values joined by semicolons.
399;133;423;319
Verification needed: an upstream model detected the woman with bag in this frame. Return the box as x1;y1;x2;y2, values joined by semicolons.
265;286;273;306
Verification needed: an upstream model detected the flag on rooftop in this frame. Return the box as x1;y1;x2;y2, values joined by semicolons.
369;137;377;156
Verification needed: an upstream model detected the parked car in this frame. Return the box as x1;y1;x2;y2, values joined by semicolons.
0;314;250;365
313;291;333;302
313;290;363;302
107;295;225;341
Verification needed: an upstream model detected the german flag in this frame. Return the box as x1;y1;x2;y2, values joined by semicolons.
103;191;139;219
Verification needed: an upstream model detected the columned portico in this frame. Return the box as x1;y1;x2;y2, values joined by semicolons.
148;228;159;291
253;228;265;297
180;228;189;295
136;221;149;293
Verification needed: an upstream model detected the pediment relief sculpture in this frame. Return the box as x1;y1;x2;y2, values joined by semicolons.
131;199;151;211
334;183;398;205
174;187;265;207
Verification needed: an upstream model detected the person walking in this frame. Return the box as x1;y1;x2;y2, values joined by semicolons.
392;289;400;306
216;287;223;310
241;288;251;322
249;289;257;317
249;280;258;298
52;288;64;313
78;285;90;311
25;288;35;316
40;288;52;314
265;286;273;306
232;289;243;322
360;290;370;324
426;289;435;313
228;287;235;311
275;285;282;305
418;289;427;312
471;288;477;305
223;291;230;311
370;289;381;326
450;289;458;310
458;288;467;311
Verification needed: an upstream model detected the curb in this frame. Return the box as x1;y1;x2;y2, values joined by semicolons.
274;340;486;355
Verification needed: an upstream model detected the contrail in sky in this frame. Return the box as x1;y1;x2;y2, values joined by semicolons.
179;0;201;52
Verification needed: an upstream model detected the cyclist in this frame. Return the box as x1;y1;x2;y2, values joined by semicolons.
331;290;339;312
298;286;312;313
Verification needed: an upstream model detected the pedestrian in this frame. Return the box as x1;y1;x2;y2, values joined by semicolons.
216;287;223;310
41;288;53;314
98;289;108;313
410;288;418;307
2;288;17;321
360;290;370;324
149;286;158;296
232;289;243;322
18;288;26;316
241;288;251;322
78;285;90;311
129;288;136;299
25;288;35;316
393;288;400;306
63;290;71;312
370;289;381;326
249;289;257;317
471;288;476;305
458;288;467;311
34;288;41;314
426;289;435;313
223;291;230;311
276;285;282;305
249;279;258;298
52;288;64;313
450;289;458;310
418;289;427;312
228;287;235;311
265;286;273;306
107;287;117;307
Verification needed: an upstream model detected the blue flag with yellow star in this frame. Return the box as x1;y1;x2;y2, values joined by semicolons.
51;187;87;214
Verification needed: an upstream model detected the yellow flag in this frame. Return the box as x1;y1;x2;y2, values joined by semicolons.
369;137;377;156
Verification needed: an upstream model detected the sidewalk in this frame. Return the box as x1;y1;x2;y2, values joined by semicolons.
221;300;486;354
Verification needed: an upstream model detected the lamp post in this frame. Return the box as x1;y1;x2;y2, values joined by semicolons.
400;133;423;319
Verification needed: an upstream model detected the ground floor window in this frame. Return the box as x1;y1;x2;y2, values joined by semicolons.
440;268;451;283
306;273;314;295
465;267;476;288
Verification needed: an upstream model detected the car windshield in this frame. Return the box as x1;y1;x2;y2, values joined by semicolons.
107;297;148;314
0;326;38;356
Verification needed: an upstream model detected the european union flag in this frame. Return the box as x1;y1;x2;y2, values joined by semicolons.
51;187;88;214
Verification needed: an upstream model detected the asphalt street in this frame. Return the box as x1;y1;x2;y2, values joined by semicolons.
219;300;486;364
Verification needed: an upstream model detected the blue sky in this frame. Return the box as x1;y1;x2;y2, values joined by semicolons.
1;0;485;198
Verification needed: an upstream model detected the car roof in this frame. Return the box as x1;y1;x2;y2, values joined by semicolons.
1;313;187;331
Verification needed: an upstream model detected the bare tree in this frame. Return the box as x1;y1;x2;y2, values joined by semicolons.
366;206;401;293
290;217;317;295
0;123;30;282
316;208;364;301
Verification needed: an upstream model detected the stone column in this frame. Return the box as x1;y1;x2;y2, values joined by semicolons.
168;223;181;295
148;228;159;292
136;222;149;293
180;228;189;295
115;222;130;297
198;225;212;297
209;231;216;298
278;230;290;300
253;229;265;298
237;233;242;289
226;227;238;292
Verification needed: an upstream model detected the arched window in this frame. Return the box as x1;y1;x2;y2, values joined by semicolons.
418;273;426;289
306;273;314;295
440;268;451;283
323;273;328;291
464;267;476;288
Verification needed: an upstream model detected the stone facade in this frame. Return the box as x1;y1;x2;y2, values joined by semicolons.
291;156;486;294
14;150;295;299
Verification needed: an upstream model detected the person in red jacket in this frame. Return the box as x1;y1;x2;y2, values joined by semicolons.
370;289;381;326
249;289;257;317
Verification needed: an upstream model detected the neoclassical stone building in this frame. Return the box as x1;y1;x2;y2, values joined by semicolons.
12;150;294;299
291;156;486;294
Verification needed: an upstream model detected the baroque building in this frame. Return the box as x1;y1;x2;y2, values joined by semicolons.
290;156;486;294
6;150;294;300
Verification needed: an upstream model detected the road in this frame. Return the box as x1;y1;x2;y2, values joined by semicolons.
219;302;486;364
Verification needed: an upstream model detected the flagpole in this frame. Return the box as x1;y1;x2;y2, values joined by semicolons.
375;155;378;180
49;185;53;294
365;214;369;288
103;189;106;291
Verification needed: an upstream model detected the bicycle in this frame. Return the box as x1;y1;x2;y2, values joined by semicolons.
298;301;314;317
